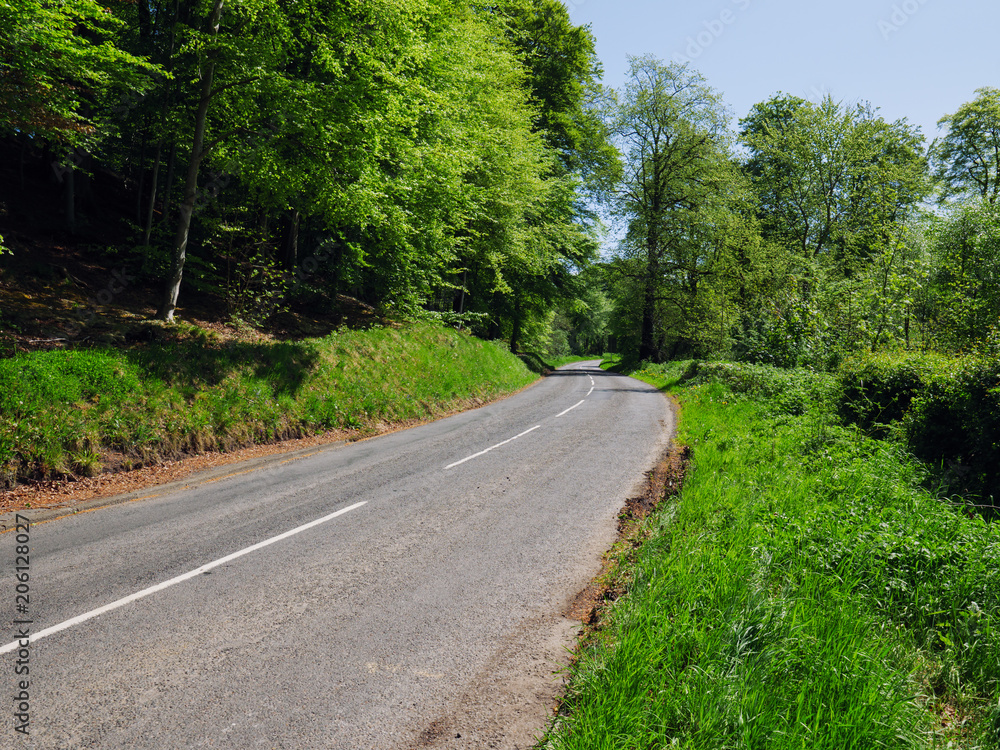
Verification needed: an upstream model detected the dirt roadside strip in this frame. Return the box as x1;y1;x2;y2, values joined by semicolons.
0;430;354;531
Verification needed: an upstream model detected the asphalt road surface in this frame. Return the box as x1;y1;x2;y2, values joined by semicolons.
1;361;672;749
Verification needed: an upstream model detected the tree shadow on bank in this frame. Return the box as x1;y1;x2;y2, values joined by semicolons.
124;337;321;398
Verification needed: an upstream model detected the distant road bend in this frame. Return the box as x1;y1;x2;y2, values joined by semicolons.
2;361;672;749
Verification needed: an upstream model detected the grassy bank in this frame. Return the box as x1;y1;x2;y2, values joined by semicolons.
542;360;1000;749
0;322;536;488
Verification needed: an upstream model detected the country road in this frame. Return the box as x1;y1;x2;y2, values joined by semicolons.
1;361;672;749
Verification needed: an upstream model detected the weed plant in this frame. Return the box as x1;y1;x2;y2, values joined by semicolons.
0;323;535;486
544;360;1000;749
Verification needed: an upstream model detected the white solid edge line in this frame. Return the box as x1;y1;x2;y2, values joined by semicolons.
556;400;586;418
0;501;368;655
445;425;541;470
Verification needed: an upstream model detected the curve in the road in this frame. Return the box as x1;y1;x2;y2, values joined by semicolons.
3;361;673;749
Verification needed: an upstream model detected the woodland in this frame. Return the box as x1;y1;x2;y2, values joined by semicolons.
4;6;1000;741
1;0;998;366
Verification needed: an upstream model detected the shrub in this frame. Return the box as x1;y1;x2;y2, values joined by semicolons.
903;356;1000;503
835;352;953;436
835;351;1000;506
682;360;836;416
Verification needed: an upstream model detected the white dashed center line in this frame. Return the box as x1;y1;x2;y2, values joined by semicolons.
556;399;586;418
0;501;368;655
446;368;602;469
445;425;542;470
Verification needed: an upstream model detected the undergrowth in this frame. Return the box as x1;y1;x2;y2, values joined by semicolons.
836;352;1000;506
0;322;535;487
542;359;1000;750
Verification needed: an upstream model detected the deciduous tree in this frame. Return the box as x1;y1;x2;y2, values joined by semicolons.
601;56;735;361
932;87;1000;205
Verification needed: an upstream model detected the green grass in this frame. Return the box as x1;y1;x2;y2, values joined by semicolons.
0;322;536;486
542;359;1000;750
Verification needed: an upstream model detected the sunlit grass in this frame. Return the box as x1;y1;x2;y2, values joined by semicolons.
0;322;535;485
543;361;1000;750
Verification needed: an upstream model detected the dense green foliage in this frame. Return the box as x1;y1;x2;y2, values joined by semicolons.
0;0;156;142
3;4;998;363
577;67;996;370
0;323;535;486
0;0;603;346
931;87;1000;206
837;352;1000;506
920;200;1000;351
544;361;1000;749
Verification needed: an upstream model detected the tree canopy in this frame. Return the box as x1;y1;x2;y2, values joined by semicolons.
0;0;606;347
932;87;1000;205
1;4;998;365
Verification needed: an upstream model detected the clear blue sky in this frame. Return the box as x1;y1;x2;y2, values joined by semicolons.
565;0;999;144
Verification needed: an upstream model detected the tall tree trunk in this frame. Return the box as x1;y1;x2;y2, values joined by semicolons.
509;296;522;354
456;269;467;329
638;274;656;361
135;129;148;224
639;218;659;361
157;0;224;322
332;239;343;296
639;178;663;362
280;208;299;269
161;141;177;224
64;164;76;235
143;141;163;245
